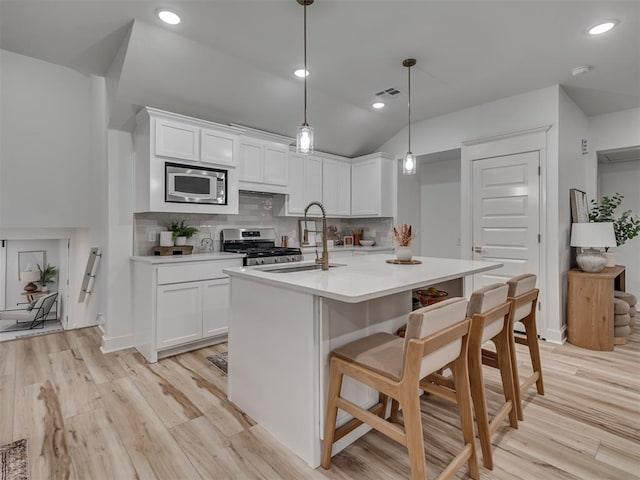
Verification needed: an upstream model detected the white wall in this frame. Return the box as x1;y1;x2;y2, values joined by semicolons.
0;50;109;330
102;129;134;351
419;152;461;259
558;88;589;330
0;49;91;228
598;161;640;297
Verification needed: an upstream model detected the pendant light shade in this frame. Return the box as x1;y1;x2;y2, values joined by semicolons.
402;58;417;175
297;0;314;155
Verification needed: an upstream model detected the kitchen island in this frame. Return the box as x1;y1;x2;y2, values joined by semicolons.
223;254;501;467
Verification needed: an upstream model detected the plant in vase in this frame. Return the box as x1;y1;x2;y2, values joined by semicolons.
589;193;640;266
393;224;415;261
37;263;57;292
168;220;199;246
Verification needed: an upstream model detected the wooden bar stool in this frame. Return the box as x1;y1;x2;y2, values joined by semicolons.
503;274;543;420
424;283;518;470
322;297;479;480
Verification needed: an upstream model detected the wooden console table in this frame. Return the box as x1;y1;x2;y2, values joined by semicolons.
567;265;625;351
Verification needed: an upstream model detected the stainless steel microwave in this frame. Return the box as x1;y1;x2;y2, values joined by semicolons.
165;162;227;205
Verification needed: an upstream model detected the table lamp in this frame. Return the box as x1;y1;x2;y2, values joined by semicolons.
570;222;616;273
20;269;41;293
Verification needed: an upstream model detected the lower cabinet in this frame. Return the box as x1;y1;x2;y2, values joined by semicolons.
132;257;240;362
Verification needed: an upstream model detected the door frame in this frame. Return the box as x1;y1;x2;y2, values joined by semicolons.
461;125;552;339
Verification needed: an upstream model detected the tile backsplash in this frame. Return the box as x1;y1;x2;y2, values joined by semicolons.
134;192;393;256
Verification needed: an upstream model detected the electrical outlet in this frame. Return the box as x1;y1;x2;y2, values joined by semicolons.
148;231;157;242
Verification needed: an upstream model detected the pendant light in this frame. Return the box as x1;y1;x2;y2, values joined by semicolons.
297;0;314;155
402;58;417;175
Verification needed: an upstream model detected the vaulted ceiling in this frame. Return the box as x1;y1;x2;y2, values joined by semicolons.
1;1;638;157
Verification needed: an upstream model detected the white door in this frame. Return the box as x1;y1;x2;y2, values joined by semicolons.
472;151;540;289
203;279;229;338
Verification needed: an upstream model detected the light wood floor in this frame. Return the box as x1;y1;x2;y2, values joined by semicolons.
0;325;638;479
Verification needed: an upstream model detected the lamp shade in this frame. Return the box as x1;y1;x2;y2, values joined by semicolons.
20;270;40;283
570;222;616;248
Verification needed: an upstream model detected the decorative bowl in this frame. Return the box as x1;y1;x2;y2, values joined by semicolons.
359;240;375;247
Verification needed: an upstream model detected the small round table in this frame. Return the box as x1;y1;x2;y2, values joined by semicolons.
21;290;48;304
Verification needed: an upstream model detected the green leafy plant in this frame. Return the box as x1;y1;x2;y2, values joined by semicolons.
37;263;58;287
589;193;640;247
168;220;199;242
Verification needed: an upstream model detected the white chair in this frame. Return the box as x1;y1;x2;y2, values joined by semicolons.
0;292;58;330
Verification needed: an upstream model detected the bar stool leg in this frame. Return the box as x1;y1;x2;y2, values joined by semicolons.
523;316;545;395
495;332;518;428
508;328;524;421
453;352;479;479
322;358;344;469
468;341;494;470
401;393;427;480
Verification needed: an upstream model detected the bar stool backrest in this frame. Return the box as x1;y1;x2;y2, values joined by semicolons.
507;274;537;321
403;297;469;379
467;283;509;342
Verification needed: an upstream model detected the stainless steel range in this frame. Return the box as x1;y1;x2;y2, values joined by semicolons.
221;228;303;266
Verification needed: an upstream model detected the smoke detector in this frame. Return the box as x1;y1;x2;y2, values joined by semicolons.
571;65;592;76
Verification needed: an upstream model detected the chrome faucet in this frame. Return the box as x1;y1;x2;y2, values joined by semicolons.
304;201;329;271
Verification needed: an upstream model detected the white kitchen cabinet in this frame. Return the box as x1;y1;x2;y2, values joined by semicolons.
351;153;394;217
238;138;288;193
134;107;241;214
276;153;324;216
132;256;242;362
203;278;229;338
157;282;203;349
323;159;351;216
201;128;238;166
155;118;199;161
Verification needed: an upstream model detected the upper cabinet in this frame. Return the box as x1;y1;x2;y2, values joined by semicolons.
283;153;323;215
201;128;238;166
351;153;395;217
155;119;199;161
238;138;288;193
134;107;242;214
323;158;351;216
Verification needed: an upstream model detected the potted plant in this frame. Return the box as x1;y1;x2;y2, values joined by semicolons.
393;224;415;262
168;220;199;246
589;193;640;266
37;263;58;292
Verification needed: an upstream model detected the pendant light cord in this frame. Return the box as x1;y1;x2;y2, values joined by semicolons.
407;63;411;152
303;2;308;126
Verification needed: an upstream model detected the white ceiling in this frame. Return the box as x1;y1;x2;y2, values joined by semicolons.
1;0;638;157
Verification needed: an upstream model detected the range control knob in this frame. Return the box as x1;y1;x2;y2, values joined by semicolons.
274;258;279;263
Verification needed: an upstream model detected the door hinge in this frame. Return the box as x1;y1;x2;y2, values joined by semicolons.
538;302;541;311
538;234;541;243
538;166;541;176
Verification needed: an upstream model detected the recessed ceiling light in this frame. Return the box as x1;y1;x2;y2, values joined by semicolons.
588;21;617;35
157;9;181;25
372;102;385;109
294;68;309;78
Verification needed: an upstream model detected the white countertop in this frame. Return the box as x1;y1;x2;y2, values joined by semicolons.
224;254;502;303
130;252;244;264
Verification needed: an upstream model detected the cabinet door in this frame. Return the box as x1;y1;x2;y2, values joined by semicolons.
287;153;306;214
157;283;203;349
263;146;288;186
337;161;351;216
201;128;237;166
322;159;340;216
155;119;199;161
305;156;323;205
351;159;380;216
239;140;264;183
203;278;229;338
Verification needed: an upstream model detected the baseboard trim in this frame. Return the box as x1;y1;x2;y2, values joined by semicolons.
101;333;134;353
542;324;566;345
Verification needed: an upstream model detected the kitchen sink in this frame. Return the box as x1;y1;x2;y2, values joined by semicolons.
261;263;345;274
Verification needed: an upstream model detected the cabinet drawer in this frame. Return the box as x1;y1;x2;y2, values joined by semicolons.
157;259;240;285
